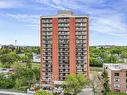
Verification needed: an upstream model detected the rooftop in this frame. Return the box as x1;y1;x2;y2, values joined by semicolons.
104;63;127;70
57;10;74;16
40;10;88;18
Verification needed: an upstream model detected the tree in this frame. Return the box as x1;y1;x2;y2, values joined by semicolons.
0;73;16;89
90;57;103;67
32;67;40;81
15;65;34;90
121;50;127;58
14;62;39;91
63;74;88;95
0;48;12;55
15;76;28;90
103;55;117;63
0;52;19;68
35;90;53;95
98;68;110;95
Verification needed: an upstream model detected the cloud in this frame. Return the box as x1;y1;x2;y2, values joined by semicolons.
35;0;65;9
0;13;40;31
1;0;127;37
35;0;105;9
91;15;127;36
34;0;127;37
0;0;24;8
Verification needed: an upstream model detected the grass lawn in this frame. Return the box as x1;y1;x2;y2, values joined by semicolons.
32;63;40;69
10;62;40;69
90;66;103;74
0;63;3;68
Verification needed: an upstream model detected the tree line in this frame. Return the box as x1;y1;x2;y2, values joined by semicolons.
0;47;40;91
90;46;127;67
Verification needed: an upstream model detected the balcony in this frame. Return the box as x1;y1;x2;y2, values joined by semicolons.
58;36;69;40
58;32;69;35
58;24;69;27
42;20;52;23
75;19;87;23
42;24;52;28
76;23;86;27
58;28;69;31
76;28;87;32
58;19;69;23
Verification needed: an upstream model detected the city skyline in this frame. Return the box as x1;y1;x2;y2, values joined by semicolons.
0;0;127;46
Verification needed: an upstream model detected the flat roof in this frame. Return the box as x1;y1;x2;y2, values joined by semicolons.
104;63;127;70
40;15;88;18
40;10;88;18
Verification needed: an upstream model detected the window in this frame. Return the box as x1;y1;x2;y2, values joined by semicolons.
114;89;120;92
114;73;119;76
114;78;120;82
126;79;127;83
126;84;127;88
114;84;120;88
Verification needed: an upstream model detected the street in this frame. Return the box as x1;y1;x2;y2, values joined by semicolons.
0;90;32;95
79;88;93;95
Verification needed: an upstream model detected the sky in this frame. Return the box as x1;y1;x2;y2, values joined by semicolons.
0;0;127;46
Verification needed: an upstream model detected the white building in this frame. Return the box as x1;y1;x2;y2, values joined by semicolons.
123;58;127;63
0;44;2;49
32;53;40;63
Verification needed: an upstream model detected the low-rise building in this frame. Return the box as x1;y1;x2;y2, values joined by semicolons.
123;58;127;63
32;53;40;63
0;44;2;49
0;68;16;74
103;64;127;93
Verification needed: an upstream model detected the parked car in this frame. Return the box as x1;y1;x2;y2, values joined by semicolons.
53;87;63;94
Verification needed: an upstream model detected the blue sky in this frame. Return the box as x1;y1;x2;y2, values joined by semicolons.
0;0;127;46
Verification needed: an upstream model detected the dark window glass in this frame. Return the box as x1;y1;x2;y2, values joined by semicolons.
114;73;119;76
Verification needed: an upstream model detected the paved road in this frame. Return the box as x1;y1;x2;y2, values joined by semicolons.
0;91;32;95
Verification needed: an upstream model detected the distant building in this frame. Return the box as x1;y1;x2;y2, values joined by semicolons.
103;64;127;93
0;68;16;74
40;10;90;82
123;58;127;63
32;53;40;63
95;45;116;49
1;44;15;49
0;44;2;49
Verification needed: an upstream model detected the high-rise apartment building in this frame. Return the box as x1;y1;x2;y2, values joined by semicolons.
40;11;89;82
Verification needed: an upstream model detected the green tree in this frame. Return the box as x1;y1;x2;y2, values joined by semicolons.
14;62;39;91
0;48;12;55
15;76;28;90
35;90;53;95
15;65;34;89
63;74;88;95
32;67;40;81
0;52;19;68
90;57;103;67
104;55;117;63
121;50;127;58
0;73;16;89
